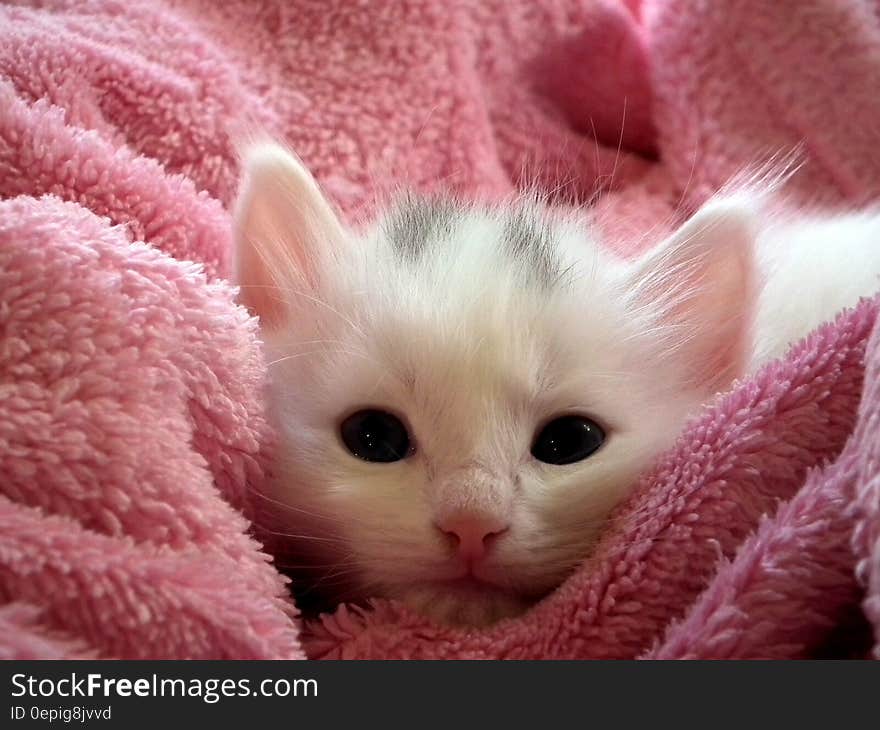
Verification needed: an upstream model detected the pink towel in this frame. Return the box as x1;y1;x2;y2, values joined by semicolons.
1;0;879;659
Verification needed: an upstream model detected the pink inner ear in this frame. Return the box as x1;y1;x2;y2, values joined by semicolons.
233;145;344;330
233;228;290;329
233;184;302;329
642;203;757;392
681;247;753;391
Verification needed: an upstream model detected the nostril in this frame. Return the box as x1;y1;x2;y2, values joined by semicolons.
482;526;507;548
434;514;509;560
436;525;460;550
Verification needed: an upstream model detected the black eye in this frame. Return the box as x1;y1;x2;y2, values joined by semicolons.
340;409;411;463
531;415;605;465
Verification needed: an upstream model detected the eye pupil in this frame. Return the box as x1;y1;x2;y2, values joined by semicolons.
531;415;605;465
340;409;410;463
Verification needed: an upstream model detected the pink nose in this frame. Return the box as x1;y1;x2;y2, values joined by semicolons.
435;512;509;562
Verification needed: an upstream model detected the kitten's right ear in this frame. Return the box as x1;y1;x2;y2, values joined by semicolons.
233;143;346;328
627;197;758;391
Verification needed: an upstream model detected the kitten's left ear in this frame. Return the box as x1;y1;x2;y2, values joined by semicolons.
233;143;346;329
629;198;758;391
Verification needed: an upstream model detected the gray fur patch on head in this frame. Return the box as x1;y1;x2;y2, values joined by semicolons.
383;194;459;262
502;206;562;289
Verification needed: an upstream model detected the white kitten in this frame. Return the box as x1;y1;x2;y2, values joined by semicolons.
234;143;880;627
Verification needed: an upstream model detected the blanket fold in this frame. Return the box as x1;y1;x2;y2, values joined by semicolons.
1;0;879;659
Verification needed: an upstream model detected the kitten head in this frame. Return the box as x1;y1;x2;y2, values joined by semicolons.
234;144;755;626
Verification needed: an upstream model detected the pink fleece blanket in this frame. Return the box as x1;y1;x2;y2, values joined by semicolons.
1;0;879;660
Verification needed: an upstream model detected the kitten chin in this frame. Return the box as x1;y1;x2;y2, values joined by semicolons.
394;582;531;628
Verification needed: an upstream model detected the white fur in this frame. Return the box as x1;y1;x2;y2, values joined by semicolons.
750;211;880;367
234;144;880;626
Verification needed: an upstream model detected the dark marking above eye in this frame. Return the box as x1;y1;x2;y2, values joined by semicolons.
503;207;562;289
383;194;458;263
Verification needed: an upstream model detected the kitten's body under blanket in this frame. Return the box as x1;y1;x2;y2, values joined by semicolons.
234;144;880;627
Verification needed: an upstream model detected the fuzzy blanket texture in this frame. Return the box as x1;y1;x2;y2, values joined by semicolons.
1;0;879;659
